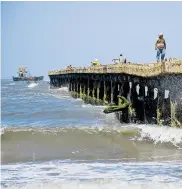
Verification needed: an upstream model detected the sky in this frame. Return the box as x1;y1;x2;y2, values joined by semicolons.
1;1;182;80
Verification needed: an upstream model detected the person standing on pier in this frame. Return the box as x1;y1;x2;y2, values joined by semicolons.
155;33;166;62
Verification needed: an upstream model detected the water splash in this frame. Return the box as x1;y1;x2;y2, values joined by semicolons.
135;124;182;147
57;87;68;92
28;83;38;88
6;83;15;86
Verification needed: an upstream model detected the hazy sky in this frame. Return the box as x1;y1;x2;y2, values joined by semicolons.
1;1;182;80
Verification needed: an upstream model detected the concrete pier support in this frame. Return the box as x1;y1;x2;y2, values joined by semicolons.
73;79;76;92
76;80;79;98
145;85;156;124
99;81;105;104
105;81;111;104
96;82;100;103
129;82;138;122
68;79;71;91
88;79;94;103
87;78;90;101
110;81;114;104
113;82;119;105
156;89;165;125
79;79;83;99
103;81;107;104
135;84;145;123
92;81;97;103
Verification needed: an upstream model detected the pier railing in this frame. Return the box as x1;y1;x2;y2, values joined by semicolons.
48;59;182;77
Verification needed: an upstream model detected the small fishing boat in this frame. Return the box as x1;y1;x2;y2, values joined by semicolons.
12;67;44;82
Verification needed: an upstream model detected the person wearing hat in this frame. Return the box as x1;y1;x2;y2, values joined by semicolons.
155;33;166;62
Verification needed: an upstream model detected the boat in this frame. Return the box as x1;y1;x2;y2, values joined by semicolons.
12;67;44;82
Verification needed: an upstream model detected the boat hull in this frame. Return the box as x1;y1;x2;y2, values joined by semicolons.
12;76;44;81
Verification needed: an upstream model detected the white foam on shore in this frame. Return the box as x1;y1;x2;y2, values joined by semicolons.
2;160;182;189
4;180;182;189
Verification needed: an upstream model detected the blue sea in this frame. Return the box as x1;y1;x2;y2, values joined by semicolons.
1;79;182;189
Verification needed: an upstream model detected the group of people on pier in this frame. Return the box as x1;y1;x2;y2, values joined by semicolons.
66;33;167;70
90;32;167;67
91;54;127;67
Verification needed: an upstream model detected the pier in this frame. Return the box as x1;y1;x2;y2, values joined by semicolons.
48;59;182;128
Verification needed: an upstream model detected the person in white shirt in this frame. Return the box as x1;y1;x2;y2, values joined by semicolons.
119;54;127;63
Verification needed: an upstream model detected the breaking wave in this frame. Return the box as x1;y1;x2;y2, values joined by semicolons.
2;125;182;164
27;83;38;88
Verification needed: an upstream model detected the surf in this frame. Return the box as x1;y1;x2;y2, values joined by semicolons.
27;83;38;88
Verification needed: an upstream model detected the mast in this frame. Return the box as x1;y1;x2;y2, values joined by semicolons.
18;66;28;78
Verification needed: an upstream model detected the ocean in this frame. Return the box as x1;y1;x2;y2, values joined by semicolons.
1;79;182;189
